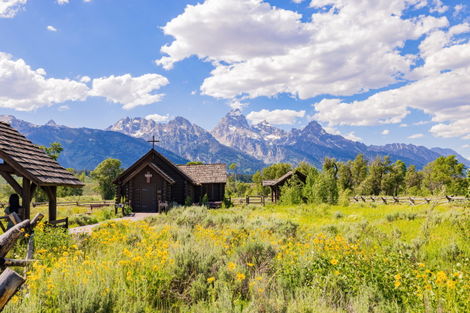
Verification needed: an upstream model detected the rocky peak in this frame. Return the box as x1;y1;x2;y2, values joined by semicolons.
46;120;58;127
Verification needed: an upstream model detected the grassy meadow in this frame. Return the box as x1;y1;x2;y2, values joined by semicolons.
5;202;470;313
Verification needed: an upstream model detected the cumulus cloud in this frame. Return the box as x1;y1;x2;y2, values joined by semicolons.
313;65;470;139
156;0;469;140
158;0;449;100
408;133;424;139
0;0;27;18
90;74;169;110
0;52;89;111
145;113;170;123
47;25;58;32
382;129;390;135
0;52;171;111
229;99;248;110
246;109;305;125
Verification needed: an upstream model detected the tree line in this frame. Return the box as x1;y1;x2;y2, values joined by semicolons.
227;154;469;205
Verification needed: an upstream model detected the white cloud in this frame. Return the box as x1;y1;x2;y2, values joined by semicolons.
80;75;91;83
408;133;424;139
145;113;170;123
229;99;248;110
90;74;169;110
56;0;69;4
343;131;362;142
413;120;431;126
382;129;390;135
0;52;89;111
158;0;450;101
0;0;27;18
313;66;470;139
454;4;465;17
246;109;305;125
462;144;470;149
400;123;408;127
156;0;308;70
58;105;70;111
429;0;448;14
47;25;58;32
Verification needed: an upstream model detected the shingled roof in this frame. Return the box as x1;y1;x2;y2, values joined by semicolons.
262;170;307;187
0;121;84;187
177;164;227;184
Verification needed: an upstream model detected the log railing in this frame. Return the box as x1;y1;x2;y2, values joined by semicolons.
230;196;272;206
350;195;468;205
0;213;44;310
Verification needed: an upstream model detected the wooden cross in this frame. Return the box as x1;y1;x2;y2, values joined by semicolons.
144;171;153;184
147;136;160;150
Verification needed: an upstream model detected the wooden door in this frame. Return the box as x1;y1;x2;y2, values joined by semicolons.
132;168;158;212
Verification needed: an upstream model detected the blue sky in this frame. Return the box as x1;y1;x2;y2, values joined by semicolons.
0;0;469;158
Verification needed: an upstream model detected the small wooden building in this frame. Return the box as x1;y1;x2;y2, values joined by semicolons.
0;121;84;221
262;170;307;203
114;149;227;212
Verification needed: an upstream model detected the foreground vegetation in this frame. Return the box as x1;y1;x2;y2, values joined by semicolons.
5;202;469;313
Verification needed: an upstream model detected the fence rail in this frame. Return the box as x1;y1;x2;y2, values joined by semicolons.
350;195;468;205
230;196;272;206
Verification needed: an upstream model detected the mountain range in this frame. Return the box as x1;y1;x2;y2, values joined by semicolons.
1;111;468;172
109;110;470;170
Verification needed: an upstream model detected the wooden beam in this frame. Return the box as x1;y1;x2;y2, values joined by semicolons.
0;164;14;174
0;172;22;196
22;178;31;220
43;186;57;222
0;268;25;310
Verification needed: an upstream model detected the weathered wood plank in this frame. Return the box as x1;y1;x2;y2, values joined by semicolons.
0;268;25;310
0;220;30;258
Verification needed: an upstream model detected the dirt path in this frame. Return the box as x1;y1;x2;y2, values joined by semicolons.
69;213;158;234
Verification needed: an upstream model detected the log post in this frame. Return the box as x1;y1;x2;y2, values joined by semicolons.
30;213;44;229
44;186;57;222
0;268;25;310
22;178;31;220
0;220;30;258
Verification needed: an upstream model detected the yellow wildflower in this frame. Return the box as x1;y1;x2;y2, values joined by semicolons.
247;262;255;267
227;262;236;271
394;274;401;280
446;280;456;289
394;281;401;288
330;258;338;265
207;277;215;283
236;273;246;281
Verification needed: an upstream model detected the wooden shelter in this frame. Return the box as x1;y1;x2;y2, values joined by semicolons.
0;121;84;221
262;170;307;203
114;149;227;212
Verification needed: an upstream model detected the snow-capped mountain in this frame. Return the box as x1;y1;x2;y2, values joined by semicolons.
107;115;265;172
110;110;469;169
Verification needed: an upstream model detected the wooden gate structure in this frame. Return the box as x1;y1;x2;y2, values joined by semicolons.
0;121;84;221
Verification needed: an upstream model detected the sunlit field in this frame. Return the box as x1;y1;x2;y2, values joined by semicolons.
5;202;469;313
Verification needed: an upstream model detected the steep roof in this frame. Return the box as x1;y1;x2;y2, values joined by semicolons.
114;149;197;185
0;121;84;187
262;170;307;187
177;164;227;184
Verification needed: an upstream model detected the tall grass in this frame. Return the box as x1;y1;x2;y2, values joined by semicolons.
5;204;469;313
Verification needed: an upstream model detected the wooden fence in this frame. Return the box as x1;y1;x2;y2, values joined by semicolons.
350;195;468;205
230;196;272;206
0;212;44;310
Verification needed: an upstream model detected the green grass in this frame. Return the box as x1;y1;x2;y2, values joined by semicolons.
4;202;469;313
